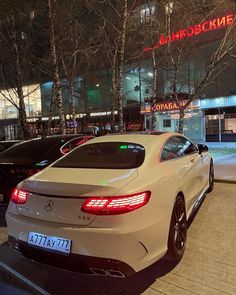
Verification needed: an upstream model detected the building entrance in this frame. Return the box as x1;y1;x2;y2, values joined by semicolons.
205;107;236;142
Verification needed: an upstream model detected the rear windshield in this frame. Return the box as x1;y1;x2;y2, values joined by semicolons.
53;142;145;169
0;142;17;152
0;138;65;161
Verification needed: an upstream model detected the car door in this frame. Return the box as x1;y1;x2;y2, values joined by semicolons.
172;136;205;208
160;136;203;212
159;137;192;205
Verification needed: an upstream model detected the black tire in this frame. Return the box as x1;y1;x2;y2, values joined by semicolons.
206;160;214;193
166;195;187;262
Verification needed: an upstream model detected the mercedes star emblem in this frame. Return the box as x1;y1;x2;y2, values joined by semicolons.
45;200;54;212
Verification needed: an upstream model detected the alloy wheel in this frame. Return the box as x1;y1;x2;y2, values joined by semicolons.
167;195;187;261
207;161;214;193
173;202;187;252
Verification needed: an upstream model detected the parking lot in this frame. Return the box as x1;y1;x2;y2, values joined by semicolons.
0;182;235;295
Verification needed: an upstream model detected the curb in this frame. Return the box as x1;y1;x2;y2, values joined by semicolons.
215;179;236;184
0;261;50;295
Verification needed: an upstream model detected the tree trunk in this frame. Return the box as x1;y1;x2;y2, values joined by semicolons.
69;80;77;134
61;49;77;135
117;0;128;133
111;56;117;133
47;82;55;135
10;15;30;140
178;108;185;134
16;69;30;140
151;49;158;130
47;0;66;135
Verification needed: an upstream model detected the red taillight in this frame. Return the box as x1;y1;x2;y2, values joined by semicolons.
81;191;151;215
11;188;28;204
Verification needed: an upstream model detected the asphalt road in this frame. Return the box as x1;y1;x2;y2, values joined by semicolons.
0;275;37;295
214;153;236;182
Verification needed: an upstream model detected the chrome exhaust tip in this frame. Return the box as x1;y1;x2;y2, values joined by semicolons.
90;268;125;278
106;270;125;278
90;268;108;276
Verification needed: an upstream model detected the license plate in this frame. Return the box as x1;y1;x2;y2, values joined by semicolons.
28;232;71;254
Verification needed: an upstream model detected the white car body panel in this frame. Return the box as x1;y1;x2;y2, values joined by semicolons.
6;133;212;275
13;168;138;225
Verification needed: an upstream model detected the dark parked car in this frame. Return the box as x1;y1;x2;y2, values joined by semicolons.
0;140;22;153
0;135;94;204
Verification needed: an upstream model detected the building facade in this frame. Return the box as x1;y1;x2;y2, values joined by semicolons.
140;9;236;142
0;84;42;139
0;2;235;142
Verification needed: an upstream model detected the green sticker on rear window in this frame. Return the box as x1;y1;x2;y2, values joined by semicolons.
120;145;128;149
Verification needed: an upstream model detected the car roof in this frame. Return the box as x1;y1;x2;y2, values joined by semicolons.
0;140;22;152
28;134;84;141
0;134;87;161
85;132;182;146
11;134;84;145
0;140;21;143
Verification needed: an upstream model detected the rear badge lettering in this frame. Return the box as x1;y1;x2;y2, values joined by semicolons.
78;215;90;220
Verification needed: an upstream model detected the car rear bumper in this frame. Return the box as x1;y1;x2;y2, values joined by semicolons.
8;236;135;277
6;209;168;275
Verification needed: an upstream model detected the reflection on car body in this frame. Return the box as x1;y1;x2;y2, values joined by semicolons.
0;140;22;153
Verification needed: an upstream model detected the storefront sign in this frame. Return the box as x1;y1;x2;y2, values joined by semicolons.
200;95;236;109
126;123;141;130
27;118;38;122
90;111;118;117
154;101;186;112
66;113;86;119
41;116;59;121
171;113;192;119
142;100;200;113
144;14;235;52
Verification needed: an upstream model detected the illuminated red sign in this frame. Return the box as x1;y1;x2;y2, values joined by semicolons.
142;100;199;113
144;14;235;52
154;101;187;112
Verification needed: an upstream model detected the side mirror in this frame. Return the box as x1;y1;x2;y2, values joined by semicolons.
198;144;209;154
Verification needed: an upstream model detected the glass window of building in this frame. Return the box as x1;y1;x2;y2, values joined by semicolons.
140;4;155;23
0;84;41;120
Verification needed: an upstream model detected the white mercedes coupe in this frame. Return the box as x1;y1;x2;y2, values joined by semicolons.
6;132;214;277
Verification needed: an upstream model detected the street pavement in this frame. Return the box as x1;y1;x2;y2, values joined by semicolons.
203;141;236;182
0;181;235;295
214;154;236;182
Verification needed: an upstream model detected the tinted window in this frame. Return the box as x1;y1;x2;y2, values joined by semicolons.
54;142;145;169
0;138;67;161
161;138;179;161
60;136;94;154
172;136;198;156
161;136;198;161
0;142;18;153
